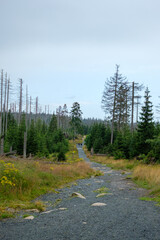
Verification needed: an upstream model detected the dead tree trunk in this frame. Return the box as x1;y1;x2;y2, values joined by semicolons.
131;81;134;134
0;70;3;138
5;78;10;133
2;73;7;136
111;66;119;144
23;86;28;158
18;79;23;125
26;85;28;130
29;96;32;125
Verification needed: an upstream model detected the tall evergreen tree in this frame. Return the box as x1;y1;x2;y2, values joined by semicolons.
27;119;38;155
4;111;18;152
137;87;154;154
17;114;26;155
70;102;83;139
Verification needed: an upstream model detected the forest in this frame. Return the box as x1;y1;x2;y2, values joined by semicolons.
0;70;87;160
85;65;160;164
0;66;160;165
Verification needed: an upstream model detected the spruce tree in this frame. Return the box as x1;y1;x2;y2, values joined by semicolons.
27;119;38;155
17;114;26;155
137;87;154;154
70;102;83;139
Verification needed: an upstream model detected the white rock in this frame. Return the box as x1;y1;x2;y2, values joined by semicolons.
72;192;86;199
58;208;67;211
96;193;107;198
25;216;34;220
83;222;87;224
91;203;107;206
41;210;55;214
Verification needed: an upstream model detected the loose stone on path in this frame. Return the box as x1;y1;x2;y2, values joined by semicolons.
71;192;86;199
24;216;35;220
91;203;107;206
96;193;108;198
41;210;55;214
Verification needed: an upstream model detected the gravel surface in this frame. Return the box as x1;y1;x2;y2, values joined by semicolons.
0;145;160;240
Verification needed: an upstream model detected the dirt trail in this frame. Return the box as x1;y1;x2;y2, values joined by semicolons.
0;145;160;240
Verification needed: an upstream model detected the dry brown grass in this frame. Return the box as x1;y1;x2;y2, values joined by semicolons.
0;157;101;218
35;160;98;180
133;164;160;187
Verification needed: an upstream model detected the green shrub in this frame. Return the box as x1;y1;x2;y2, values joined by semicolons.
57;151;66;161
114;150;125;160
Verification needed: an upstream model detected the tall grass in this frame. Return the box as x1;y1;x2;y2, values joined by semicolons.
133;164;160;205
133;165;160;188
0;158;100;218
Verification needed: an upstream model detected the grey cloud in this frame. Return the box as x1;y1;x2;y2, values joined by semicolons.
1;0;160;49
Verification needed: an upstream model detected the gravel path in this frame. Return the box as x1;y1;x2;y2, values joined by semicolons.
0;145;160;240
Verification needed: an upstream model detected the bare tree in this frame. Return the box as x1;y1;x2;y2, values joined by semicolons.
102;65;128;144
2;73;7;135
135;95;141;123
0;70;3;137
131;82;143;133
35;96;38;121
62;104;69;133
18;78;23;125
56;106;62;128
0;70;3;155
29;96;32;125
5;77;10;133
115;81;130;130
23;85;28;158
26;85;28;129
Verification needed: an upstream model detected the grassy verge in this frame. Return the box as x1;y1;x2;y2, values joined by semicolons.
133;165;160;205
0;141;101;219
83;145;160;205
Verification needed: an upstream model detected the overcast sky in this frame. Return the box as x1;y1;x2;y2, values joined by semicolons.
0;0;160;119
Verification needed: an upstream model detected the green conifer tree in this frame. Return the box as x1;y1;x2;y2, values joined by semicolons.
137;87;154;154
70;102;83;139
17;114;26;155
